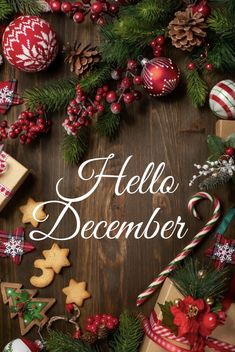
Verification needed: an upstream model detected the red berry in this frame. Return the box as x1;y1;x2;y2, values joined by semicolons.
106;91;117;103
73;11;85;22
0;120;7;128
102;84;109;92
111;102;121;114
73;1;83;8
153;47;163;57
91;1;103;14
73;329;81;339
9;131;17;139
90;13;99;21
97;17;106;26
20;111;28;119
82;0;90;3
65;303;74;313
202;313;218;330
61;1;73;12
97;104;105;112
225;147;235;156
120;77;132;89
95;94;102;102
188;62;196;70
28;112;34;119
106;321;114;330
150;39;157;48
50;0;62;12
156;35;165;46
127;59;137;71
109;3;119;13
205;63;213;71
123;92;134;104
192;0;211;18
133;75;142;85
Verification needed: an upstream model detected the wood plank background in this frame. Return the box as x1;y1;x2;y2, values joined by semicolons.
0;12;235;348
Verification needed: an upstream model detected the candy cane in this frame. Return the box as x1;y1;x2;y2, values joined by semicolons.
136;192;221;307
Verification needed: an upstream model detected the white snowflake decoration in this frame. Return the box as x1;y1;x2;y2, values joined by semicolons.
4;238;24;258
213;242;235;263
0;86;13;104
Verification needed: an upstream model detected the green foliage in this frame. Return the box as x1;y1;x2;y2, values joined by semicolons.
171;258;229;301
207;135;225;160
199;173;231;190
186;68;208;108
159;302;177;334
109;311;143;352
23;78;78;112
207;39;235;71
62;128;89;164
97;110;121;137
79;64;112;93
6;0;45;15
46;330;95;352
208;4;235;39
0;0;13;20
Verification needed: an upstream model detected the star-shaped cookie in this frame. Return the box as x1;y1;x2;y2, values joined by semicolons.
19;197;47;227
62;279;91;307
43;243;70;274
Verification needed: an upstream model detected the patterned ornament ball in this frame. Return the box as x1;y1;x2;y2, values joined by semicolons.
141;57;180;97
3;338;42;352
209;80;235;119
2;16;58;72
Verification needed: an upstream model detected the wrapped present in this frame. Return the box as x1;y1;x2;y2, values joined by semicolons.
140;278;235;352
215;120;235;139
0;149;28;212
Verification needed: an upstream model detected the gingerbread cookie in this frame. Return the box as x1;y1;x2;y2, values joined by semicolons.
30;243;70;288
1;282;55;335
19;197;47;227
62;279;91;307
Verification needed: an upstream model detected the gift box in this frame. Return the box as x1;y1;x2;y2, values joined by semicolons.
0;150;29;212
140;278;235;352
215;120;235;139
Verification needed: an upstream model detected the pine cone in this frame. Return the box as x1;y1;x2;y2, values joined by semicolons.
97;325;109;340
168;8;207;51
64;42;100;76
80;332;98;344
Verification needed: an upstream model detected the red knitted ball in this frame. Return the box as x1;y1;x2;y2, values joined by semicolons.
2;16;58;72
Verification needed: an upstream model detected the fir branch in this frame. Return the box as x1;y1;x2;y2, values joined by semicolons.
6;0;45;15
62;127;89;164
171;258;230;300
207;39;235;70
109;311;143;352
199;173;231;190
46;330;95;352
0;0;13;20
23;78;78;112
79;63;111;93
208;8;235;39
186;68;208;108
96;109;121;137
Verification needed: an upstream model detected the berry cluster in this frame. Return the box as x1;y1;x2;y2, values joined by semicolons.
62;84;106;135
85;314;119;333
150;35;165;57
0;109;51;144
49;0;119;26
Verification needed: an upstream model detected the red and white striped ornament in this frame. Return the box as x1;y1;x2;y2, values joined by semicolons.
2;16;58;72
141;57;180;97
209;80;235;119
3;338;43;352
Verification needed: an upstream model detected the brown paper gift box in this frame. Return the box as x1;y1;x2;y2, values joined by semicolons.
140;278;235;352
215;120;235;139
0;153;29;212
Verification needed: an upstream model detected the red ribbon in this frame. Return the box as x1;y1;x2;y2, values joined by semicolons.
142;312;235;352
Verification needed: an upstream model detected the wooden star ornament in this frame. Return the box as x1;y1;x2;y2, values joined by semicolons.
62;279;91;307
19;197;47;227
0;227;35;265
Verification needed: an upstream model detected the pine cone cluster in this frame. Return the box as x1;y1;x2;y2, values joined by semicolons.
80;326;109;344
168;8;207;51
64;42;100;76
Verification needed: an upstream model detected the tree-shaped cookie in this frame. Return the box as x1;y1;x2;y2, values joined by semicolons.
1;282;56;335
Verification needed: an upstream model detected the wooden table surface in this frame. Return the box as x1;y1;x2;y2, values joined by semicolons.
1;12;235;349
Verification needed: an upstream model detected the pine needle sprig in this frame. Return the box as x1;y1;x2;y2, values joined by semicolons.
62;127;89;164
208;8;235;39
109;311;143;352
171;258;230;300
207;39;235;70
0;0;13;20
96;109;121;137
23;78;78;112
79;63;111;93
199;173;232;190
186;68;208;107
6;0;45;15
46;330;96;352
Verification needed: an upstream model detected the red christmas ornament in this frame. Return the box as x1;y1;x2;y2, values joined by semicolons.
2;16;58;72
225;147;235;156
3;338;43;352
192;0;211;18
141;57;180;97
202;313;218;330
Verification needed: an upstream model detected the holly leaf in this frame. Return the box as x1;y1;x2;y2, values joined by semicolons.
207;135;225;156
226;134;235;148
159;302;178;335
211;302;222;312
